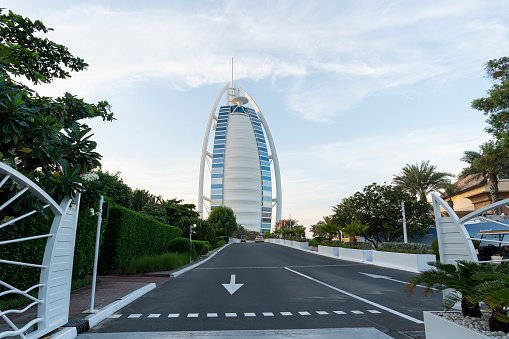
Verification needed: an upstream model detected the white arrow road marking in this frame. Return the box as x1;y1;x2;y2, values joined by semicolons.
358;272;438;291
285;267;424;324
222;274;243;295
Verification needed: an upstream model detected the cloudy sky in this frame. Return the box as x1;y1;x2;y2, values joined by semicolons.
4;0;509;228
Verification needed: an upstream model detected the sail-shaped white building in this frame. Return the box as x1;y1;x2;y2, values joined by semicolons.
198;81;281;234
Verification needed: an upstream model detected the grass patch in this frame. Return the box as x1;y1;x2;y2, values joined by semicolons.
121;252;189;275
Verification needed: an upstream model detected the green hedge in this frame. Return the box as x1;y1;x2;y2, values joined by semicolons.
378;242;427;254
169;237;194;254
99;206;182;273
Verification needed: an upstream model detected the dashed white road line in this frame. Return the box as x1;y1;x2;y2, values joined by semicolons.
284;267;424;324
115;310;384;319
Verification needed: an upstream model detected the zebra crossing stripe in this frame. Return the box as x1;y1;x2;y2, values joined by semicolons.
124;310;383;319
107;314;122;319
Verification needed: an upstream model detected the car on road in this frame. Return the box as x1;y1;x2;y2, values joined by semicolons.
240;235;246;243
255;235;265;243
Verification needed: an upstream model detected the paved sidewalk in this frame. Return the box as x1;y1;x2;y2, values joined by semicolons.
68;274;170;319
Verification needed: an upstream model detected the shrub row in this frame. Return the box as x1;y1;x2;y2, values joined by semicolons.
99;206;182;273
378;242;427;254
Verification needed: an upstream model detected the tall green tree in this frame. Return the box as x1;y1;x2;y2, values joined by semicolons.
472;57;509;140
0;9;113;210
460;140;509;209
333;183;433;248
207;206;237;237
392;161;451;201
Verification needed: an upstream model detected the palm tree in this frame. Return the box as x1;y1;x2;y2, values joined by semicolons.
318;223;340;244
342;221;367;246
460;140;509;212
441;181;461;210
393;160;451;201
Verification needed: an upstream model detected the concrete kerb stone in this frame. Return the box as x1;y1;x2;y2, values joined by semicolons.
51;326;77;339
170;243;231;278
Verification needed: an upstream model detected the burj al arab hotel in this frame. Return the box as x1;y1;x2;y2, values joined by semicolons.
198;79;281;234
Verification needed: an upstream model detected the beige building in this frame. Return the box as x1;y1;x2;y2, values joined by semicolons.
442;176;509;218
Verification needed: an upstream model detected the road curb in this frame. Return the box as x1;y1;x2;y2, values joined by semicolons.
170;243;230;278
51;282;156;338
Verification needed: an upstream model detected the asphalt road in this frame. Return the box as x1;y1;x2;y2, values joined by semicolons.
84;243;443;338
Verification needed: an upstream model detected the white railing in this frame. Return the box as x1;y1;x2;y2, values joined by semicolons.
431;193;509;265
0;162;81;338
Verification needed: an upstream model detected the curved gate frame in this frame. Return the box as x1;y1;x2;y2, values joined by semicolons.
0;162;81;338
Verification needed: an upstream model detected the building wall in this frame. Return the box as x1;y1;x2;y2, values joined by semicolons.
210;105;272;234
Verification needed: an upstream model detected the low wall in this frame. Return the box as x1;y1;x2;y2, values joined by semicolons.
292;241;310;250
318;245;339;257
338;248;372;263
371;251;436;273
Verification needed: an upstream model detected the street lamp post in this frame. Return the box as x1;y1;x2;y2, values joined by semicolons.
401;201;408;243
190;224;196;264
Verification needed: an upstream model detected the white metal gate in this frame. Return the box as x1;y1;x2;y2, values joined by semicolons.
0;162;81;338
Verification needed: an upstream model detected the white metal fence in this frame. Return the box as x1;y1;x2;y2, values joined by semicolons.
0;162;80;338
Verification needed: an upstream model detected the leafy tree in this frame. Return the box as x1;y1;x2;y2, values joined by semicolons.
472;57;509;140
131;189;157;212
460;140;509;210
0;9;113;208
140;203;168;224
392;161;451;201
97;171;132;208
207;206;237;237
333;183;433;248
293;227;306;239
310;220;326;237
194;219;216;244
161;198;199;226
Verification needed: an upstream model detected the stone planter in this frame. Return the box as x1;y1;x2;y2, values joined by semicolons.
273;238;280;244
318;245;339;257
423;311;491;339
292;241;310;250
283;239;293;247
338;248;372;263
371;251;436;273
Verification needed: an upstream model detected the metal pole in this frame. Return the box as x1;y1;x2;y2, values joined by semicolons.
90;195;104;313
189;224;192;264
401;201;408;243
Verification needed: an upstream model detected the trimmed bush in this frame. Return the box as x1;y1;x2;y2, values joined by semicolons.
378;242;427;254
216;240;227;247
169;237;195;254
99;206;182;273
340;241;373;250
121;252;189;274
192;240;209;256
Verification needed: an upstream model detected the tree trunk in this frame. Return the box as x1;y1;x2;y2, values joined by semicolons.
489;310;509;332
488;173;500;214
461;298;481;318
447;199;454;210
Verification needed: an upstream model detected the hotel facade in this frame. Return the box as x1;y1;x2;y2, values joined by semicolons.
198;83;281;234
